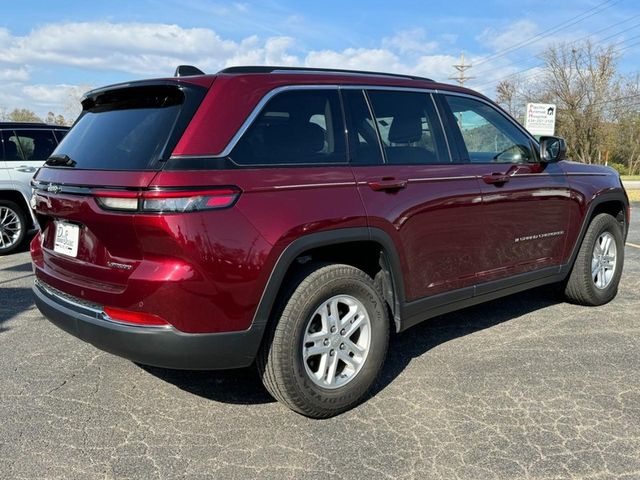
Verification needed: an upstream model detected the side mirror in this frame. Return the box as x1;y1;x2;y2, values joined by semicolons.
539;136;567;163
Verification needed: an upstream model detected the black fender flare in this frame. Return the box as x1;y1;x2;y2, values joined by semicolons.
250;227;406;333
564;190;629;274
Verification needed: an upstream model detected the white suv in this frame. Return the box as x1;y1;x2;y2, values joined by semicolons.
0;123;69;254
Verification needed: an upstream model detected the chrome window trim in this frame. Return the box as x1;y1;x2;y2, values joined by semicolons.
169;84;536;162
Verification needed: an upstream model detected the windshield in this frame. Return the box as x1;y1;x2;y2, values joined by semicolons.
51;84;203;170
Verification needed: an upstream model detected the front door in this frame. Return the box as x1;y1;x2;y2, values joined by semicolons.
345;88;486;301
439;94;571;285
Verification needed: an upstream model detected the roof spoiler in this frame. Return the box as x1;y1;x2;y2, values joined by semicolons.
174;65;205;77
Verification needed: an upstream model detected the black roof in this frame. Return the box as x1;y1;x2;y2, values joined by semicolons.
0;122;69;129
217;65;434;82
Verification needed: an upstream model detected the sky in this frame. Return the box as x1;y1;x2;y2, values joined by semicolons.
0;0;638;120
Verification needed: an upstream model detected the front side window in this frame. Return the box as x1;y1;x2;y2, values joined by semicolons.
444;95;534;164
12;129;58;161
367;90;449;165
229;89;346;166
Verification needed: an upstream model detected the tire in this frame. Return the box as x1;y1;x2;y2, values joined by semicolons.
564;213;624;306
257;263;389;418
0;200;27;255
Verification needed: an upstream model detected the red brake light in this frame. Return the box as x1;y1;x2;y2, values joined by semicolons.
103;306;170;326
94;187;240;213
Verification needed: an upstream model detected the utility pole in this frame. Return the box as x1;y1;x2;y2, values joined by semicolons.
449;52;474;87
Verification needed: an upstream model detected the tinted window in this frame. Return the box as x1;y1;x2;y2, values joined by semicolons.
1;131;23;161
444;95;533;163
367;90;448;164
12;129;57;161
230;90;346;166
342;89;383;165
53;129;68;142
52;85;196;170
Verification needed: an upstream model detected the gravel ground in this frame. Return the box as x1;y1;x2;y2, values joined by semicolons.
0;207;639;480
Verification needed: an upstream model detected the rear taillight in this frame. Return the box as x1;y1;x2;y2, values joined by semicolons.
103;306;170;326
94;188;240;213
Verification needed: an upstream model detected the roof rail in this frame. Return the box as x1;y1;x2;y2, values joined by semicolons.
217;66;434;82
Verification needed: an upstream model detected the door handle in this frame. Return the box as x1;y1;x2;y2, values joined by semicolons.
367;178;408;192
16;166;36;173
482;173;511;185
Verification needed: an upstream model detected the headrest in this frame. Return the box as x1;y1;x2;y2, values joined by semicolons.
295;123;325;153
388;113;422;144
264;122;325;156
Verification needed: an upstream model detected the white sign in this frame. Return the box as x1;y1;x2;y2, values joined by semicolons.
524;103;556;136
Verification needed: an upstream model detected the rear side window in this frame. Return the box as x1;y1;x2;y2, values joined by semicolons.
367;90;449;164
51;85;204;170
229;89;347;166
443;95;533;164
1;131;23;161
12;129;58;161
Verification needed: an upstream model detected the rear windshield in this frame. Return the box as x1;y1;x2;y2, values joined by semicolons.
50;85;203;170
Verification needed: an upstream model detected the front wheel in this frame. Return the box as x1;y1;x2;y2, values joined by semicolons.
257;263;389;418
564;213;625;306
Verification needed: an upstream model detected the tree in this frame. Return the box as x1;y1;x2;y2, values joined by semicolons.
7;108;42;123
539;41;620;164
45;111;69;126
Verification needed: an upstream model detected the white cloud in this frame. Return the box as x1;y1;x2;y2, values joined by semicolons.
382;28;439;55
0;20;522;118
0;67;29;82
477;20;539;52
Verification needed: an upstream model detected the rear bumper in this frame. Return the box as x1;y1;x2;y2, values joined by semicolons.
33;280;265;370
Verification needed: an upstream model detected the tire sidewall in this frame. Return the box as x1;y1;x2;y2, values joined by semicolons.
285;269;388;412
582;215;624;304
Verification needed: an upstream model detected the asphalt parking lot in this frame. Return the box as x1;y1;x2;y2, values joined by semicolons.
1;208;639;480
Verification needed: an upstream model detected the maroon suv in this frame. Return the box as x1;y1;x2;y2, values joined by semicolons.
30;66;630;417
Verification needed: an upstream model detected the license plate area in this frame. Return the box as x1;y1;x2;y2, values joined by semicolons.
53;221;80;257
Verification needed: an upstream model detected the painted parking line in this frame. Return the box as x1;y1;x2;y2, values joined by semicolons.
626;242;640;249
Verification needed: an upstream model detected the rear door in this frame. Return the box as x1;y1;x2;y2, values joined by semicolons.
438;93;571;285
346;88;486;302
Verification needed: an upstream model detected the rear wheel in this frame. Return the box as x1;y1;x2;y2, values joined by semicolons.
564;213;624;306
0;200;26;255
257;263;389;418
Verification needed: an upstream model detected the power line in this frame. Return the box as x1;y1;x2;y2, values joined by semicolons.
473;27;640;90
473;0;619;68
472;17;640;89
449;52;475;86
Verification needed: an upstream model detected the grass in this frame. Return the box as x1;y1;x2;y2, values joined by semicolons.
621;175;640;181
627;189;640;202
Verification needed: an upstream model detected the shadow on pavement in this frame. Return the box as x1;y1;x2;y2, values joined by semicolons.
142;284;561;406
4;262;33;273
0;286;36;334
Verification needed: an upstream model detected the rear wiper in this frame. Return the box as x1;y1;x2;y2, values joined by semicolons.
46;154;77;167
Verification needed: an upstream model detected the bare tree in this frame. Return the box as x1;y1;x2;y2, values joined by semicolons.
63;85;92;124
539;41;620;164
45;111;69;126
